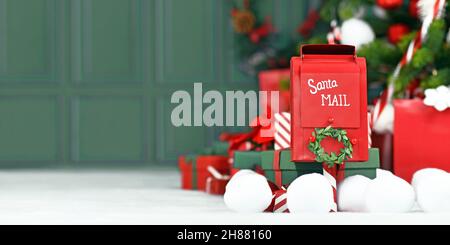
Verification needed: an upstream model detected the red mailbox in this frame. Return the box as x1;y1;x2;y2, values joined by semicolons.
291;44;368;162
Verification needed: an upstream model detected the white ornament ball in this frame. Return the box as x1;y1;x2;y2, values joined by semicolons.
338;175;372;212
365;175;415;213
412;168;448;191
226;169;256;190
224;172;273;213
340;18;375;50
415;171;450;213
287;173;334;213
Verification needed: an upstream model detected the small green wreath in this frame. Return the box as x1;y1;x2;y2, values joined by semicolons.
308;126;353;167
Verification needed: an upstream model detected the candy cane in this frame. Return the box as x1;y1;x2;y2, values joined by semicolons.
368;112;372;148
372;0;446;132
323;163;347;212
273;189;289;213
327;20;341;44
274;112;291;150
323;164;338;212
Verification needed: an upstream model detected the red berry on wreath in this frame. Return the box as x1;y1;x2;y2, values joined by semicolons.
351;138;358;145
309;136;316;143
376;0;403;9
328;117;335;124
388;24;410;44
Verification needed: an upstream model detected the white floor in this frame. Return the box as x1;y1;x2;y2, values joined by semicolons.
0;168;448;225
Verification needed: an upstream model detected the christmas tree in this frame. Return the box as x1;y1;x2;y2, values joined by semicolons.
304;0;450;100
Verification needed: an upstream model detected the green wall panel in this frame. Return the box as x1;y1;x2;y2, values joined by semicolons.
0;0;58;82
155;0;215;84
71;96;145;162
0;0;306;167
155;95;211;163
71;0;142;84
0;96;60;162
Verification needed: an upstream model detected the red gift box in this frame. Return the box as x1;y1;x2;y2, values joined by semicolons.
291;44;368;162
205;166;230;195
258;69;291;115
179;155;195;190
179;155;229;191
394;99;450;182
371;132;393;171
205;178;228;195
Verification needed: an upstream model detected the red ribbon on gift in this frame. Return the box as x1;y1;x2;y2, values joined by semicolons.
227;116;275;159
273;150;283;187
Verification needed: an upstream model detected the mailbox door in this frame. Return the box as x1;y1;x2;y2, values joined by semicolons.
300;56;360;128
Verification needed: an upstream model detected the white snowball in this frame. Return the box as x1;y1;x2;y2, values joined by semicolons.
340;18;375;49
376;169;394;179
415;173;450;213
224;173;273;213
226;169;256;190
412;168;448;191
287;173;334;213
365;175;415;213
338;175;372;212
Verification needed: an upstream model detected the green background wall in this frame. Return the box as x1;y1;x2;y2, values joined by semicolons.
0;0;307;167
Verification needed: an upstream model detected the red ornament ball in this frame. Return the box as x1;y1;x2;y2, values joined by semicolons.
376;0;403;9
309;136;316;143
388;24;410;44
409;0;419;18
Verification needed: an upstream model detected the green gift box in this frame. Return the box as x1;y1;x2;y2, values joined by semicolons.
261;150;323;187
261;148;380;186
343;148;380;179
232;151;261;174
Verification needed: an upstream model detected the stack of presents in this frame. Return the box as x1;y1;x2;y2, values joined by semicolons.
179;45;380;197
178;44;450;199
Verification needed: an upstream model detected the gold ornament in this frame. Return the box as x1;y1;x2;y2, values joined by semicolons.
232;10;256;34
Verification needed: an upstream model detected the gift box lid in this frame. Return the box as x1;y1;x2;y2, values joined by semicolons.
180;154;228;171
261;150;323;171
233;151;261;169
344;148;380;169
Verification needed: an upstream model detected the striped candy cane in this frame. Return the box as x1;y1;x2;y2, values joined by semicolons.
323;163;346;212
372;0;446;133
327;20;342;44
368;112;372;148
323;164;338;212
273;189;289;213
274;112;291;150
